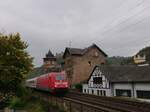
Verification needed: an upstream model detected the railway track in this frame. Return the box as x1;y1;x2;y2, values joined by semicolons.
33;90;150;112
64;91;150;112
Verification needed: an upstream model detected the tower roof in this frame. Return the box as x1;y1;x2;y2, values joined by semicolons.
45;50;54;58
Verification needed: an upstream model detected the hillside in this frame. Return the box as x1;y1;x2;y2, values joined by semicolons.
136;46;150;63
106;56;134;65
27;66;62;79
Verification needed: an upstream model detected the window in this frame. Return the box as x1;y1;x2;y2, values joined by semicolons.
84;89;86;93
66;70;72;79
103;91;106;96
95;52;98;57
97;90;100;96
116;89;131;97
56;74;65;80
93;77;102;84
101;62;104;65
88;61;91;66
100;90;103;96
52;61;55;65
92;89;94;94
137;90;150;99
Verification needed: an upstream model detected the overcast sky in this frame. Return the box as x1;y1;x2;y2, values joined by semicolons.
0;0;150;66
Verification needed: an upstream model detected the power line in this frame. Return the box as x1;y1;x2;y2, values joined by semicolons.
90;0;132;41
101;0;145;34
101;0;149;36
90;1;150;45
98;0;131;31
111;15;150;36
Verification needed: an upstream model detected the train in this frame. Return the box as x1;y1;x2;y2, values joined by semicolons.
26;71;69;93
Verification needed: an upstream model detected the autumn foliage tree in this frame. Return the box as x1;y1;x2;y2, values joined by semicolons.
0;33;33;101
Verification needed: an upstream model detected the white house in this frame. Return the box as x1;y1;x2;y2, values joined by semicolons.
82;65;150;100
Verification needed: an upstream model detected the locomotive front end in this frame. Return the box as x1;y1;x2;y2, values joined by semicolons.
53;72;69;93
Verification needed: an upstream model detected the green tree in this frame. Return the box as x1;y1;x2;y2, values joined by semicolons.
137;46;150;63
0;33;33;102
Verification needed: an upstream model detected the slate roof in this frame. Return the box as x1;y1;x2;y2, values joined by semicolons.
89;65;150;83
63;44;107;58
65;48;84;55
45;50;54;58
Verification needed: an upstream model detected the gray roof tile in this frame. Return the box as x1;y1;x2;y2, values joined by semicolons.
63;44;107;58
89;65;150;83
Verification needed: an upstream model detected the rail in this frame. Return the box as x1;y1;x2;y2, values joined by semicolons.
32;90;150;112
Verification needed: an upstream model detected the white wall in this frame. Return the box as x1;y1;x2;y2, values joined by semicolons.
83;82;150;101
113;82;150;101
82;84;111;96
113;83;133;97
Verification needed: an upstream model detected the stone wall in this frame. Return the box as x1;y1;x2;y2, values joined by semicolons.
71;47;106;85
35;93;106;112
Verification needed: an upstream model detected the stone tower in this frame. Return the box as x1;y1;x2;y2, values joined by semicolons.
43;50;56;69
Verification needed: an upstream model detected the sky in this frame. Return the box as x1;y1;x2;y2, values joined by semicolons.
0;0;150;66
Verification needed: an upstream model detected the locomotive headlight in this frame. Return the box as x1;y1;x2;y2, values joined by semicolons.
54;83;58;87
65;84;68;87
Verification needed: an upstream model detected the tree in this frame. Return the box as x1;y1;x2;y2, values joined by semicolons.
106;56;134;65
137;46;150;63
0;33;33;101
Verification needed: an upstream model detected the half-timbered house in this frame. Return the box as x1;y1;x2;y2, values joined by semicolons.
83;65;150;100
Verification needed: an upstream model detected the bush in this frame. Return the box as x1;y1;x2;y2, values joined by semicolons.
9;96;26;108
74;83;82;91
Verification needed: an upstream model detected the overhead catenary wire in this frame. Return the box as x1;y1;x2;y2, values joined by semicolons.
101;0;150;36
111;15;150;36
101;0;145;33
97;0;131;31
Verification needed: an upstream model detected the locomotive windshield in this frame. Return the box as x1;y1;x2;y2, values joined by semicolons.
56;74;65;80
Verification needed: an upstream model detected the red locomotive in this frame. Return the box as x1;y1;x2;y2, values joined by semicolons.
26;71;69;93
